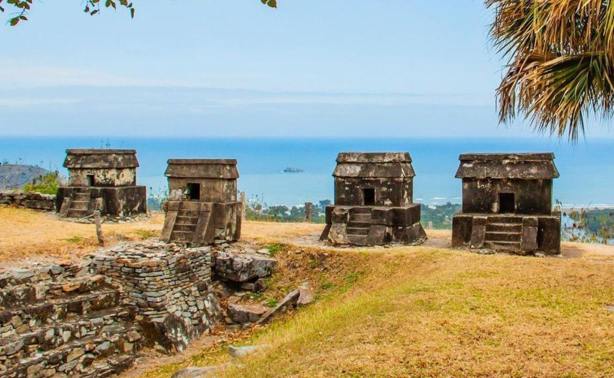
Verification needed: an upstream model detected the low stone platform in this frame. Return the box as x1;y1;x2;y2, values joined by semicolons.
452;213;561;255
321;205;426;246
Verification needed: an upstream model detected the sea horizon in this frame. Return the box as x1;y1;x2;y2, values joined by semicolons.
2;136;613;207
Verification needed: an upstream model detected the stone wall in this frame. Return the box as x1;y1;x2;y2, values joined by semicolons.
0;241;221;378
0;191;56;211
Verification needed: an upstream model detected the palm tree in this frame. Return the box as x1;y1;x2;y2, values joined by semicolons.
486;0;614;140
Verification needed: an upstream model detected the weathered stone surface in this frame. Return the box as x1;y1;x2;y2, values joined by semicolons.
57;148;147;219
161;159;241;245
0;190;56;211
227;303;268;324
297;283;314;306
213;251;276;283
321;152;426;246
452;153;561;255
0;240;246;377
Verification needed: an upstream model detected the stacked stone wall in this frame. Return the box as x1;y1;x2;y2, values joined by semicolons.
0;241;221;377
0;191;56;211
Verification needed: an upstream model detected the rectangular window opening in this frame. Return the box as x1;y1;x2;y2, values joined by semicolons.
186;183;201;201
499;192;515;213
363;188;375;206
86;175;95;186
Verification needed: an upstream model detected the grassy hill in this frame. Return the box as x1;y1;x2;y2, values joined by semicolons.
144;244;614;377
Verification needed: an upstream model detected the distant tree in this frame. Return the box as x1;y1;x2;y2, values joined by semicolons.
487;0;614;140
1;0;276;26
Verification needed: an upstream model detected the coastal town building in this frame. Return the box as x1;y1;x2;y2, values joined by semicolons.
161;159;242;245
56;149;147;218
452;153;561;255
320;152;426;246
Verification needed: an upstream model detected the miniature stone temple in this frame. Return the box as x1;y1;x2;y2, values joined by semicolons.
56;149;147;218
161;159;242;245
452;153;561;255
320;152;426;246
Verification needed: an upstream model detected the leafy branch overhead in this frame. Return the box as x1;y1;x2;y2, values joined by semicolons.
487;0;614;140
1;0;276;26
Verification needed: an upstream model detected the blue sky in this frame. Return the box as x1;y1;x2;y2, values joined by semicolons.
0;0;611;138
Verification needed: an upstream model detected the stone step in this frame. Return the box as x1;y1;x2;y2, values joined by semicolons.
484;240;522;252
486;223;522;232
73;193;91;201
66;209;93;218
1;289;121;328
4;324;140;376
485;231;521;242
487;216;522;224
348;220;372;227
1;276;108;308
350;213;372;222
171;230;194;242
70;200;90;211
351;208;371;214
173;223;197;232
0;308;132;351
347;234;368;246
346;226;370;236
176;215;198;223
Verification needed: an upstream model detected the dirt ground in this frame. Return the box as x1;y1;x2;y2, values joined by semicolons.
1;206;612;267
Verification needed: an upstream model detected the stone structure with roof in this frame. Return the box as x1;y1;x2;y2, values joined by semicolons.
320;152;426;246
161;159;241;245
452;153;561;255
57;149;147;218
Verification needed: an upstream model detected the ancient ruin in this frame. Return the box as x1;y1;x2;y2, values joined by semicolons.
161;159;242;245
452;153;561;255
56;149;147;219
320;152;426;246
0;240;279;377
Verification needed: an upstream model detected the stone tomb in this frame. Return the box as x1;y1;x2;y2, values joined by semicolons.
56;149;147;218
320;152;426;246
161;159;242;245
452;153;561;255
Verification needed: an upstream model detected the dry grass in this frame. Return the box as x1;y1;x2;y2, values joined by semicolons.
1;207;613;376
0;206;164;264
144;244;614;378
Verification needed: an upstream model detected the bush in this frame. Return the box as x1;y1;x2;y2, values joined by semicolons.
23;172;60;195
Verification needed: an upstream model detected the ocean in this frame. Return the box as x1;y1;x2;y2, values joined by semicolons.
1;137;612;207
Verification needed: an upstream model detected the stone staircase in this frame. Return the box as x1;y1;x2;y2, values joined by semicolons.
484;216;522;252
63;189;93;218
170;202;200;243
346;208;372;245
0;269;143;377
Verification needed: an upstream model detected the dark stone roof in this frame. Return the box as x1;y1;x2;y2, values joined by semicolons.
333;152;415;178
165;159;239;179
455;153;559;179
63;149;139;169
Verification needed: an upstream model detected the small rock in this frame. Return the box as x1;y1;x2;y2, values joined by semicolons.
297;282;314;306
606;304;614;313
257;248;270;255
214;251;276;283
228;344;269;358
66;347;84;362
171;366;224;378
62;282;81;293
228;303;268;324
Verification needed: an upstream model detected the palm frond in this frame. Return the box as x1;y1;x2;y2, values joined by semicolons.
487;0;614;140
